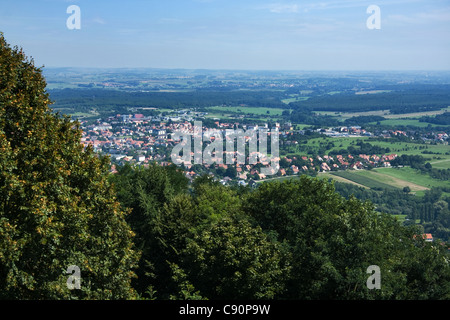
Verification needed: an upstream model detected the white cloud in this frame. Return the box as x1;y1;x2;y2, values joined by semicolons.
93;17;106;25
262;0;428;14
266;3;299;14
416;8;450;22
387;7;450;25
158;18;184;24
261;1;362;14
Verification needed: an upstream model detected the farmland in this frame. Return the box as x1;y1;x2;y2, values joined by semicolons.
204;105;288;120
317;172;368;188
374;167;450;190
375;119;444;128
316;106;450;121
318;165;449;200
282;136;450;169
327;171;399;191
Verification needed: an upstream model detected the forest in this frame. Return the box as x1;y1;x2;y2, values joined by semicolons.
287;85;450;114
333;182;450;241
48;88;288;112
47;82;450;121
420;112;450;125
107;164;450;300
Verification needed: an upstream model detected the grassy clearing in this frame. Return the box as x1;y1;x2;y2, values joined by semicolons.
282;95;310;104
286;136;450;170
355;90;393;95
53;108;100;119
256;175;301;184
295;124;313;129
430;158;450;169
392;214;408;224
374;167;450;189
315;106;450;121
384;106;450;119
331;136;448;156
352;169;429;193
206;106;287;116
375;119;444;128
330;171;398;190
302;136;413;153
318;165;447;197
318;172;369;188
315;110;388;120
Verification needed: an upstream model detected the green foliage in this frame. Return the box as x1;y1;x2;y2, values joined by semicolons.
182;217;291;299
243;176;450;299
289;85;450;114
344;115;386;126
286;110;339;127
391;154;426;168
0;34;139;299
111;167;291;299
49;88;287;115
112;163;450;300
332;181;450;241
108;162;190;297
420;112;450;126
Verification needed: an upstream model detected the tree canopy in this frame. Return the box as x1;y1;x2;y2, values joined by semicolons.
111;165;450;300
0;33;139;299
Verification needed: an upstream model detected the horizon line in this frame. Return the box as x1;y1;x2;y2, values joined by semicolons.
42;66;450;73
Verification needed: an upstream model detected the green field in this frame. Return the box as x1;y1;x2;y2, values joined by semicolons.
287;136;450;167
287;136;362;156
316;106;450;122
351;169;431;195
330;171;398;190
318;172;369;188
430;158;450;169
261;165;447;199
282;95;310;104
374;119;446;128
373;167;450;189
392;214;408;224
384;106;450;119
206;106;287;116
325;166;448;195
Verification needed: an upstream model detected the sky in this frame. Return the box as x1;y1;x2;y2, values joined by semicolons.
1;0;450;70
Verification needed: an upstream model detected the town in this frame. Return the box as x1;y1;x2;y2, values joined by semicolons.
79;110;449;186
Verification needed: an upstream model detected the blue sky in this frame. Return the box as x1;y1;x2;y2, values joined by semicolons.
1;0;449;70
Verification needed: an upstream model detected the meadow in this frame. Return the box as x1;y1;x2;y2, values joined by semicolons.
316;166;448;199
285;136;450;167
316;106;450;122
328;171;398;191
206;106;287;116
374;119;444;128
318;172;368;188
374;167;450;190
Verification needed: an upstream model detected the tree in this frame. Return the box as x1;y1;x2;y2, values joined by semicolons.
181;217;291;299
192;178;244;226
242;176;450;299
224;166;237;179
0;34;139;299
108;162;189;297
